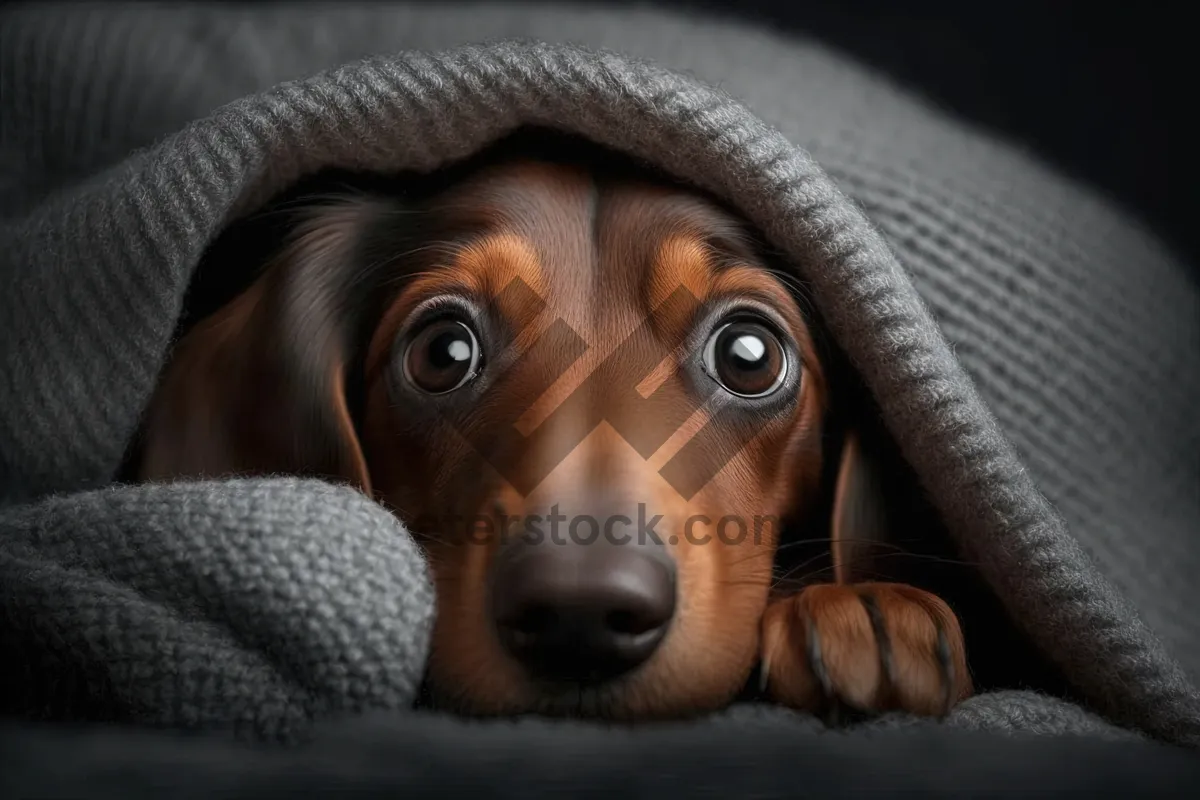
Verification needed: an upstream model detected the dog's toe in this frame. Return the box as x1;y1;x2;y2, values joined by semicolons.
760;583;971;721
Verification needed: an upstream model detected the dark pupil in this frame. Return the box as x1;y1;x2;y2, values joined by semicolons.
716;323;782;395
725;334;768;371
408;320;476;393
428;330;472;370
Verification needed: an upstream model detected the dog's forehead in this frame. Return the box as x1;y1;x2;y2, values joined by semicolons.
451;157;748;255
438;159;768;332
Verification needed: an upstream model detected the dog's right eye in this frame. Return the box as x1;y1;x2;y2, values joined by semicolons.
702;318;790;399
403;318;482;395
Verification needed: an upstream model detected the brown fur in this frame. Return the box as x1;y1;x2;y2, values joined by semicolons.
135;150;971;721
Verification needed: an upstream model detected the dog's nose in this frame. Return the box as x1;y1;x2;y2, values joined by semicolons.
489;535;676;683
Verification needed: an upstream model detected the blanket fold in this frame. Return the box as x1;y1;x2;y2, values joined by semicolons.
0;479;433;737
2;2;1199;748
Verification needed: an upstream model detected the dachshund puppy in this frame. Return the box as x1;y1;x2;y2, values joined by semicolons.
134;136;972;721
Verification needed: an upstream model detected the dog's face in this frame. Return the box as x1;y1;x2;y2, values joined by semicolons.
137;150;834;720
359;160;830;717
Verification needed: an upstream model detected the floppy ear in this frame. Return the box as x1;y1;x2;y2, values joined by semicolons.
136;200;377;495
829;430;891;585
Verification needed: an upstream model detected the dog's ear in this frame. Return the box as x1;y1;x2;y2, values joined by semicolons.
829;430;891;585
136;199;379;494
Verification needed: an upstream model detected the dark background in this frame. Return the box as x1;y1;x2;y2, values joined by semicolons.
562;0;1196;267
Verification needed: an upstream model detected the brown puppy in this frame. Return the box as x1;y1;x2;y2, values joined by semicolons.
134;138;972;721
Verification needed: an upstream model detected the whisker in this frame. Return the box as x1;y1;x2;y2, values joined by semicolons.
865;550;981;569
770;549;981;591
775;535;907;552
722;534;901;570
765;267;818;320
771;550;834;585
356;244;468;289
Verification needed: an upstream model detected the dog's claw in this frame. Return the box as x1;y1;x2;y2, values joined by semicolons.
803;616;842;727
803;612;871;728
804;615;835;701
934;620;955;719
857;591;896;689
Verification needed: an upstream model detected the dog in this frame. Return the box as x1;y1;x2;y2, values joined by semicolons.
132;133;973;722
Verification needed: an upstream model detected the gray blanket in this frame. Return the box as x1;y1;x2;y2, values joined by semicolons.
1;2;1198;749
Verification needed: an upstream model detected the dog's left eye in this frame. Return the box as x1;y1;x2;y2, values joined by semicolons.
702;318;789;398
404;318;482;395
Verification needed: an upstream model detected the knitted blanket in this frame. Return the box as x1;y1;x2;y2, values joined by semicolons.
2;1;1199;755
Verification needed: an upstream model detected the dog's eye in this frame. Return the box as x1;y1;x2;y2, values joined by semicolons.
404;318;482;395
702;319;789;398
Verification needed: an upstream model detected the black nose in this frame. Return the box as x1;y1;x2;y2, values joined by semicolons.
489;535;676;684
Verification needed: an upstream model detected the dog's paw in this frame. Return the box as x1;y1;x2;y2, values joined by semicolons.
760;583;972;723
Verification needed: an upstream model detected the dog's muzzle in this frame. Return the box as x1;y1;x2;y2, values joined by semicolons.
488;507;677;685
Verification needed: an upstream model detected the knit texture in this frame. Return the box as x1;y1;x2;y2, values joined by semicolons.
0;479;434;738
2;2;1199;747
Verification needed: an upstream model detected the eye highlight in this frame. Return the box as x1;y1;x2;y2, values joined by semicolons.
702;317;790;398
403;317;482;395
